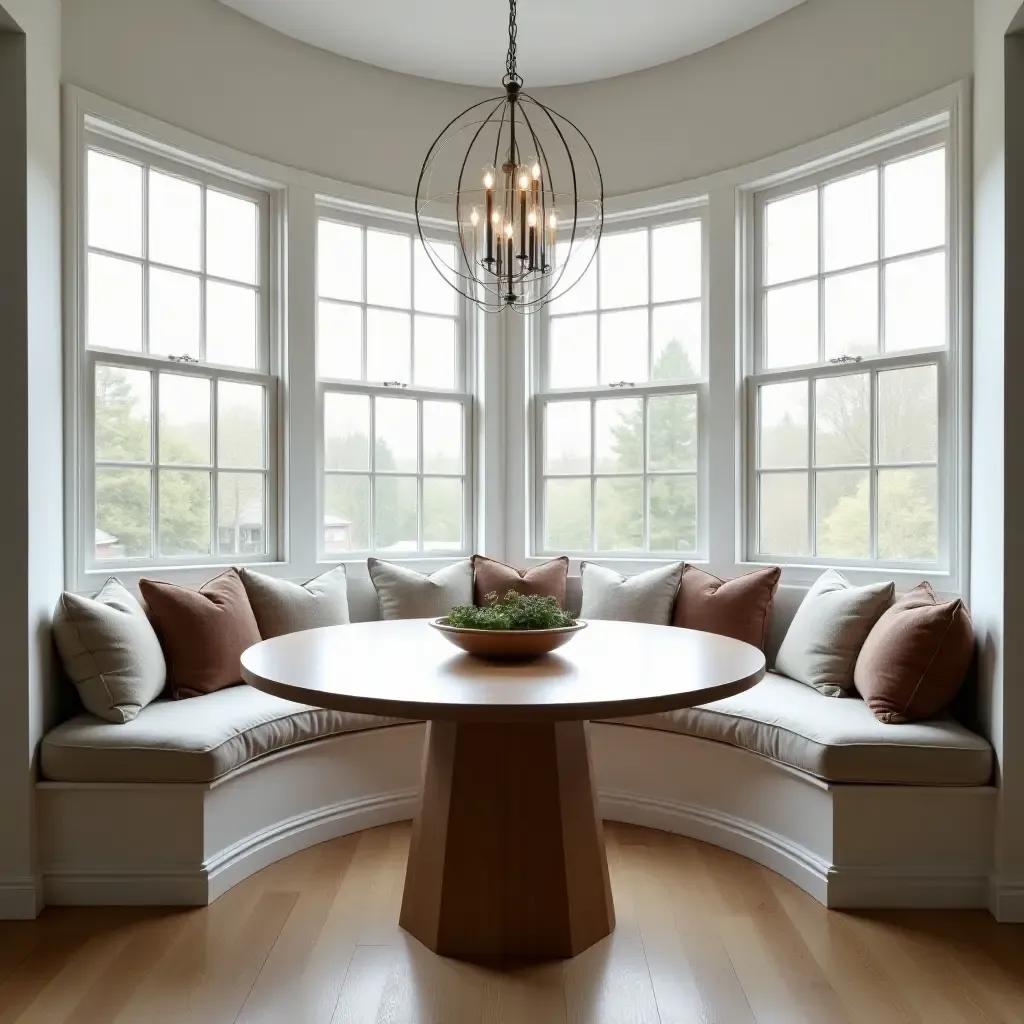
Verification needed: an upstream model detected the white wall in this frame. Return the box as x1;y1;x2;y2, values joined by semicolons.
62;0;972;197
973;0;1024;921
0;0;62;920
538;0;974;196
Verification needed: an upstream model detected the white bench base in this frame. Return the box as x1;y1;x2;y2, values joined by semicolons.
36;721;998;914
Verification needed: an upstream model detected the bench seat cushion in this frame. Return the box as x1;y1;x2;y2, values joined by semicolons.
41;685;411;784
603;672;991;786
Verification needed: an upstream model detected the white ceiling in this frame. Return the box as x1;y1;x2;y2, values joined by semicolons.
218;0;809;88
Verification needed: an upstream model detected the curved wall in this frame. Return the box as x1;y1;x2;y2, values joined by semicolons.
63;0;972;197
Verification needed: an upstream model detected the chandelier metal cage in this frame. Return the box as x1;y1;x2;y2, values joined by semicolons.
414;0;604;314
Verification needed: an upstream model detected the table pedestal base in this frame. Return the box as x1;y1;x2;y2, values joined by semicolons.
399;720;615;965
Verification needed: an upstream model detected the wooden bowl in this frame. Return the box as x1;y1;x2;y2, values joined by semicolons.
429;619;588;659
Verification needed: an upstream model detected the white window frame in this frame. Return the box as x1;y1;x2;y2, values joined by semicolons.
531;206;710;560
72;125;282;578
314;205;474;558
741;119;966;586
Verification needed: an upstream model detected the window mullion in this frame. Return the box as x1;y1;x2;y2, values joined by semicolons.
877;166;886;353
869;368;879;561
368;394;377;549
642;395;650;552
807;378;816;557
817;185;825;364
151;371;160;559
417;398;424;552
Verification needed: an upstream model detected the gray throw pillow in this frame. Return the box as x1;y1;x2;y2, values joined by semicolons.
240;566;350;639
52;578;167;723
775;569;895;696
580;562;683;623
367;558;474;620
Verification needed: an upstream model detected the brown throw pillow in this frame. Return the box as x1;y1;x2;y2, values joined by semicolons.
472;555;569;608
672;564;781;650
139;569;261;700
853;583;974;724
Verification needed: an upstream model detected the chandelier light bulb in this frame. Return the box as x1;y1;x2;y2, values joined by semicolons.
527;209;537;227
532;162;541;180
470;207;480;227
483;169;495;190
518;172;529;191
492;210;501;226
504;221;514;239
549;213;558;230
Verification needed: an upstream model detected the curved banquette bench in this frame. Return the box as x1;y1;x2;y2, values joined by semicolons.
37;577;995;910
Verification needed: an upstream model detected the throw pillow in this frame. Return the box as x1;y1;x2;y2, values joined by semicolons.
854;583;974;723
139;569;261;700
775;569;894;696
52;578;167;723
472;555;569;608
367;558;474;620
240;566;350;639
579;561;683;624
673;564;781;650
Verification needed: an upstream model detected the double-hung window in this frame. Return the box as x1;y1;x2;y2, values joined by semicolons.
316;212;471;555
535;215;706;556
747;129;956;571
81;136;276;568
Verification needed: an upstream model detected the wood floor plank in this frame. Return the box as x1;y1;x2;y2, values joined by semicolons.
279;826;415;1024
563;832;662;1024
697;841;853;1024
109;880;264;1023
478;960;567;1024
61;912;194;1024
633;834;755;1024
837;912;1004;1024
2;823;1022;1024
0;911;106;1023
767;874;921;1024
234;834;360;1024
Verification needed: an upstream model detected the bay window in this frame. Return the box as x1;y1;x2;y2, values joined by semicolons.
67;91;965;594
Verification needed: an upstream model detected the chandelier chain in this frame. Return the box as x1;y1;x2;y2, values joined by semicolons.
503;0;522;88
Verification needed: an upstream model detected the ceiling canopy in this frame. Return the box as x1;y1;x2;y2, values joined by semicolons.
218;0;808;88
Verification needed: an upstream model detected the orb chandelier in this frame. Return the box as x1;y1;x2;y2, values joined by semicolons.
415;0;604;314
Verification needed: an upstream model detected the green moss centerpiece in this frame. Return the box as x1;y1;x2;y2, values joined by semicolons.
430;591;587;659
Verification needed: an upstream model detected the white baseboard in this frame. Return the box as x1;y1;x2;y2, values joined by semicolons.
600;789;991;910
600;789;831;904
43;789;419;907
206;788;418;901
990;877;1024;922
0;878;42;919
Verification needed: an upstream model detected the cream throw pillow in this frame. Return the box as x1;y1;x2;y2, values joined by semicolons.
775;569;895;696
240;566;350;639
53;578;167;723
580;562;683;623
367;558;474;620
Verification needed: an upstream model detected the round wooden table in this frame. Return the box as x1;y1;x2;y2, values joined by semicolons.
241;617;765;965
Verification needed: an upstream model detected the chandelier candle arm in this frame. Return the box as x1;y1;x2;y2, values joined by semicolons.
415;0;603;313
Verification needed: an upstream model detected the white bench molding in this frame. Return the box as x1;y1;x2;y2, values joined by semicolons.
35;720;1007;917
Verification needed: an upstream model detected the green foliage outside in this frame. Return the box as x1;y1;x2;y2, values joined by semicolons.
323;404;464;553
95;366;264;559
546;339;699;553
760;366;938;560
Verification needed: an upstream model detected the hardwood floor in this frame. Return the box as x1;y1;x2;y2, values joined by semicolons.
2;822;1023;1023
